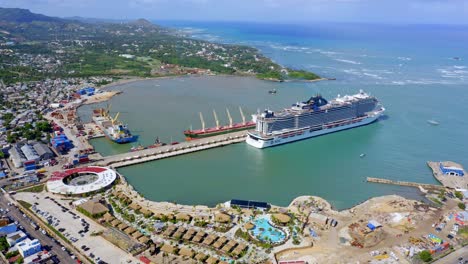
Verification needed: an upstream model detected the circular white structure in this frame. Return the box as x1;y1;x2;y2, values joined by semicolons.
47;166;117;195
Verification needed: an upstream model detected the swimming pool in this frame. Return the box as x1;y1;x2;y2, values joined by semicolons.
250;215;286;243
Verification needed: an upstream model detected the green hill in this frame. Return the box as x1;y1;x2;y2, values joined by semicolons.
0;7;63;23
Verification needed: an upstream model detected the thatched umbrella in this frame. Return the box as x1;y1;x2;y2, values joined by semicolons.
215;212;231;223
175;213;192;222
273;213;291;225
244;222;255;230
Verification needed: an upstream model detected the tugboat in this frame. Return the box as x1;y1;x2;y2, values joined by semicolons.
129;137;166;152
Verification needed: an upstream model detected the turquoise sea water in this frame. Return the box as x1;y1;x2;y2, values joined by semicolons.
78;22;468;209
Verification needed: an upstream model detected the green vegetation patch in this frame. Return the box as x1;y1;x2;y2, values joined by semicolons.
17;200;32;209
287;69;321;80
418;250;432;262
18;184;44;193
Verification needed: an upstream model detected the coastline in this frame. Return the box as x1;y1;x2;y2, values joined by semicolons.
97;73;331;92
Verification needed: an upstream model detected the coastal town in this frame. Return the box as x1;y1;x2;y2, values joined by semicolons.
0;64;467;264
0;6;468;264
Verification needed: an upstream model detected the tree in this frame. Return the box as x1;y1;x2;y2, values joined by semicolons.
458;202;466;210
418;250;432;262
455;191;463;200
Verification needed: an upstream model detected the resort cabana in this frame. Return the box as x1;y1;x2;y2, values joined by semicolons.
244;222;255;230
178;247;195;258
221;240;237;253
202;234;218;246
140;207;154;217
182;229;196;240
117;223;129;231
132;231;144;239
123;226;136;235
205;256;219;264
79;200;109;218
129;202;142;211
102;212;115;222
175;213;192;222
213;236;228;249
160;244;177;255
232;243;247;256
111;219;122;227
172;227;187;239
192;231;206;243
272;213;291;225
215;213;231;223
138;236;151;244
241;208;253;217
195;252;208;262
163;225;177;237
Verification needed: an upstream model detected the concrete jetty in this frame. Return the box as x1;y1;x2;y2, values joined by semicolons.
95;131;248;168
427;161;467;189
366;177;444;191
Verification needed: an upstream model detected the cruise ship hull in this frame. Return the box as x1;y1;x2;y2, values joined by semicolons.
246;109;384;149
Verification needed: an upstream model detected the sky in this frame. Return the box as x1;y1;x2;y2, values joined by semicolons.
0;0;467;24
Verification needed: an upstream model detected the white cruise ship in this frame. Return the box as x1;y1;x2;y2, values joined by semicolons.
246;90;385;148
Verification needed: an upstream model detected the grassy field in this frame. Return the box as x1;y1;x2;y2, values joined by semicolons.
18;184;44;193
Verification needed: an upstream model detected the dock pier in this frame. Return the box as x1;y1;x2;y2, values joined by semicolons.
366;177;444;191
95;131;248;168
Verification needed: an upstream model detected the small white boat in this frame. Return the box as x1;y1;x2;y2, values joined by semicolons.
359;153;366;158
427;120;439;126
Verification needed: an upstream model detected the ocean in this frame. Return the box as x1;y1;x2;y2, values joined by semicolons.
78;21;468;209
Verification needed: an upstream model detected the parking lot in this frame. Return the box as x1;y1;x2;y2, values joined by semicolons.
14;192;138;264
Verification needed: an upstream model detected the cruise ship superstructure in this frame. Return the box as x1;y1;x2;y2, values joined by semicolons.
246;90;385;148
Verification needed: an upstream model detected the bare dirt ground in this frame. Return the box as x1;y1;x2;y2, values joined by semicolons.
277;195;463;264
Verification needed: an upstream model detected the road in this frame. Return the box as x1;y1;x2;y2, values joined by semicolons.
0;193;75;264
433;245;468;264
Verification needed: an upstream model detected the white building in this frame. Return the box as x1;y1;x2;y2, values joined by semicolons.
6;230;27;246
17;238;42;257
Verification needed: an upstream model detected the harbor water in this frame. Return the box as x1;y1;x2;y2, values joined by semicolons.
78;22;468;209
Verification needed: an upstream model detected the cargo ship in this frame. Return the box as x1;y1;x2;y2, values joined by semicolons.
246;90;385;148
129;137;166;152
184;107;256;140
92;106;138;144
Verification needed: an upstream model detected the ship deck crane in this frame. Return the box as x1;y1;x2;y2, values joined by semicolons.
226;108;233;127
213;110;220;129
239;106;246;125
199;112;205;131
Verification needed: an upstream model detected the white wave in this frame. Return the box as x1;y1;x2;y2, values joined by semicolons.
391;81;405;85
362;73;384;79
453;66;466;69
397;57;412;61
334;59;361;65
319;50;341;55
342;69;361;75
363;69;394;74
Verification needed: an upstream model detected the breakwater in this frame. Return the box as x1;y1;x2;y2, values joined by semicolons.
96;131;248;168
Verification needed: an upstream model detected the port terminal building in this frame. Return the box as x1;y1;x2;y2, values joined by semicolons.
439;163;465;176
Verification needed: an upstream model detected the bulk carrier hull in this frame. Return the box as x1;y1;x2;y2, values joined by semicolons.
184;122;255;140
246;109;384;148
